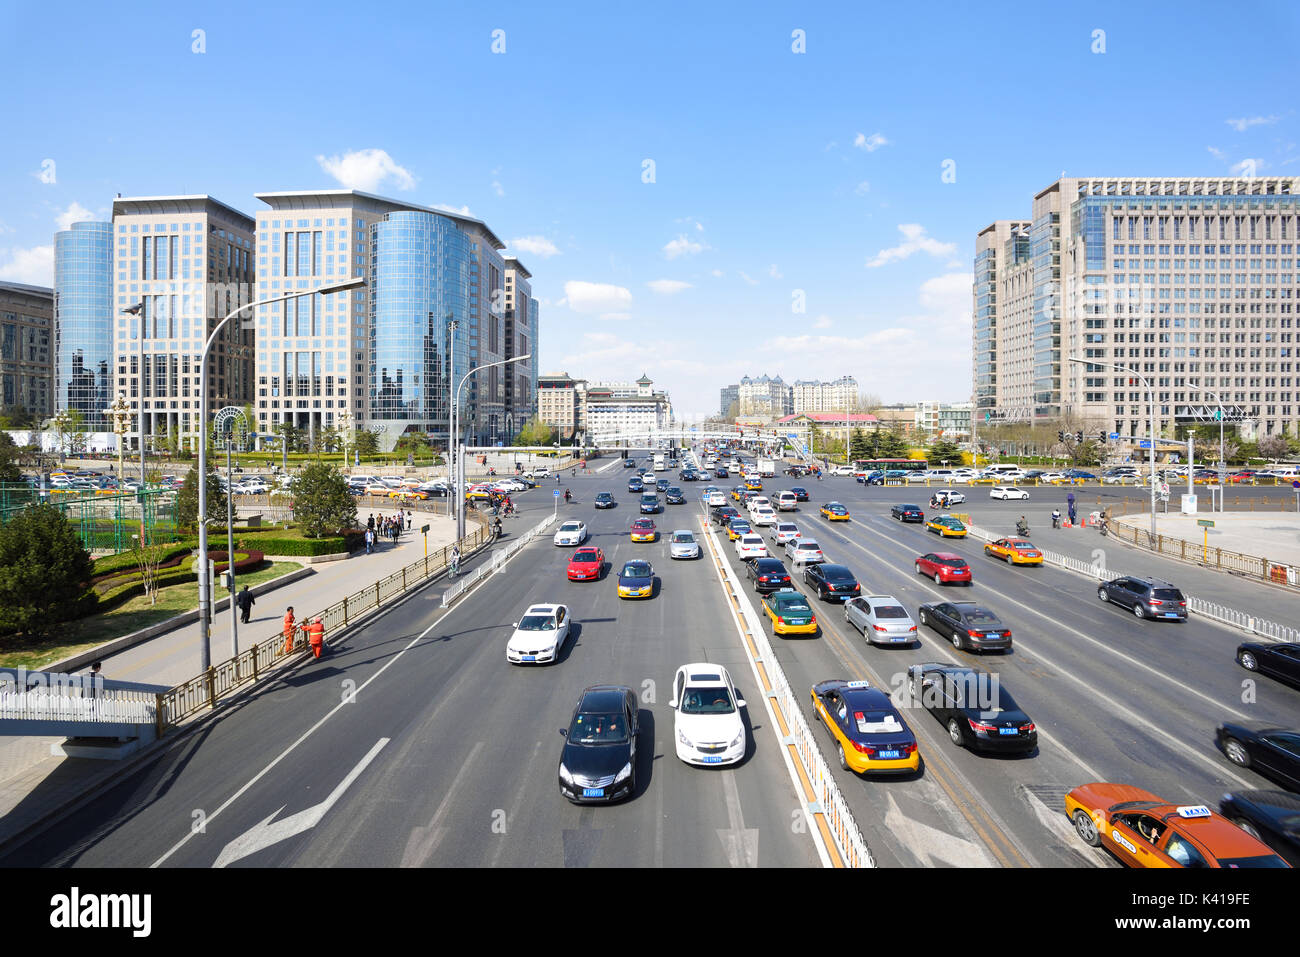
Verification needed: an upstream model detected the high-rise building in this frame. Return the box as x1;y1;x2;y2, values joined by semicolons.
719;383;739;417
791;376;859;414
737;374;791;418
0;281;54;421
53;221;113;430
583;373;672;438
537;372;586;439
504;257;539;438
112;196;255;451
977;177;1300;439
972;221;1030;422
916;400;973;439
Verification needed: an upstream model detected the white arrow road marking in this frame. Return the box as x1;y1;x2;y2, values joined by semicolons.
716;768;759;867
402;740;486;867
212;738;389;868
882;792;995;868
1017;785;1105;868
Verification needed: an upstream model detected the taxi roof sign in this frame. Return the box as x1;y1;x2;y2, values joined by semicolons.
1175;805;1212;818
846;680;871;689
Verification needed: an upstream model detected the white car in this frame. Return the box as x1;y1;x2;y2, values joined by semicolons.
670;663;747;766
929;488;966;505
706;490;727;507
553;520;588;546
785;538;825;566
771;521;801;546
750;506;778;526
1040;472;1069;484
505;603;571;664
990;485;1029;500
494;479;526;492
776;491;798;511
829;465;856;476
735;534;768;560
747;496;772;512
669;529;700;560
530;465;551;477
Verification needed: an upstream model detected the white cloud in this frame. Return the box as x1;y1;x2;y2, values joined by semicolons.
867;223;957;268
492;180;505;197
646;279;692;295
812;315;833;329
710;269;723;278
0;245;54;286
1207;146;1227;161
919;271;974;314
738;271;759;286
507;235;560;258
316;148;416;192
854;180;871;196
432;203;472;216
663;234;706;259
853;132;889;152
562;280;633;315
56;201;93;231
1226;115;1279;133
1230;158;1265;176
767;264;783;279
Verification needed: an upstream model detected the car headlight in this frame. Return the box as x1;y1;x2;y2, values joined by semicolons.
558;763;574;784
677;728;692;746
614;762;633;783
729;732;744;749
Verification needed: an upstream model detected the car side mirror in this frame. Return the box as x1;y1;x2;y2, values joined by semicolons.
511;622;518;628
668;698;678;709
559;728;567;737
736;694;747;708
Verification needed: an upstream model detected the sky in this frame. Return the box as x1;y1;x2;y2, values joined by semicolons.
2;1;1298;420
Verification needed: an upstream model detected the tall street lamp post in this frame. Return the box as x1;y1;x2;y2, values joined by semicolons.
120;303;146;485
196;278;364;673
1187;383;1227;512
454;353;531;542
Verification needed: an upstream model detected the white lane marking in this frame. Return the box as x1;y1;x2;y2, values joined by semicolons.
716;768;759;868
1018;785;1104;868
817;514;1257;787
213;737;389;868
882;792;994;868
402;740;487;867
486;740;544;868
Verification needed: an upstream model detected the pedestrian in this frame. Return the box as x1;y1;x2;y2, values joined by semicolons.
364;527;374;554
236;585;255;623
282;606;297;655
405;509;412;530
367;513;375;532
88;661;103;699
305;616;326;659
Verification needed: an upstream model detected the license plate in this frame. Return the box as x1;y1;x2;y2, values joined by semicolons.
701;756;723;764
788;619;807;626
1163;613;1180;618
522;655;536;662
878;750;900;759
890;637;907;643
582;787;604;798
999;727;1018;735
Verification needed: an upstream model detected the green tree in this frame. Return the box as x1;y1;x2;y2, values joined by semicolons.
175;465;229;530
353;428;380;458
290;462;358;538
849;428;870;461
928;439;964;466
514;415;556;446
0;504;94;639
878;428;910;457
0;405;36;429
0;432;22;484
275;420;305;454
394;432;433;459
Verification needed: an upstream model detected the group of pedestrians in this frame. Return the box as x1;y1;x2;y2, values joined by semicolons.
364;511;413;553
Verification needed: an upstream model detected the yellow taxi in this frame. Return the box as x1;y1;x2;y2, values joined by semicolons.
810;679;920;775
761;589;818;636
744;478;763;491
730;486;746;502
389;488;428;501
629;518;657;543
1065;783;1290;868
925;515;968;537
725;519;753;541
983;537;1043;565
819;502;850;521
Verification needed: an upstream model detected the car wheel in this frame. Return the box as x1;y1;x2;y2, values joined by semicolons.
919;608;928;626
1072;810;1102;847
1232;817;1262;841
947;718;965;747
1224;739;1251;768
934;572;943;585
1132;603;1146;619
1239;651;1258;671
907;677;917;698
838;743;849;771
1097;587;1108;602
951;631;964;651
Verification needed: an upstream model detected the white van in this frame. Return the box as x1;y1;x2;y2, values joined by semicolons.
776;491;798;511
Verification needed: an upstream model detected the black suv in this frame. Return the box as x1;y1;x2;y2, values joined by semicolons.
1097;576;1187;621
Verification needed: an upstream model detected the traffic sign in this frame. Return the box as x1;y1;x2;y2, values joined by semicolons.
1197;519;1215;527
553;489;562;497
1139;440;1152;449
1293;481;1300;489
1160;482;1170;495
1109;432;1119;440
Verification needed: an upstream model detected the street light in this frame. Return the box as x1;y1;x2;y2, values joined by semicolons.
104;393;132;487
1186;383;1227;511
453;353;531;542
196;277;365;672
1068;356;1158;542
120;302;145;485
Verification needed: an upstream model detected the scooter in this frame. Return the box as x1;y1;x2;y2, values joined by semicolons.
1016;521;1031;537
1051;513;1060;529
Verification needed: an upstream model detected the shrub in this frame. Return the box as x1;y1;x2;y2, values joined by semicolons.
0;504;95;638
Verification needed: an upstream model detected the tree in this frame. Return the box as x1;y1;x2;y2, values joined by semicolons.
132;524;170;606
928;439;964;466
0;405;36;429
353;428;380;458
0;432;22;484
290;462;357;538
514;415;556;446
1258;434;1288;461
0;503;94;639
49;408;84;457
849;428;870;461
175;465;229;530
878;428;910;457
394;432;433;458
275;420;305;454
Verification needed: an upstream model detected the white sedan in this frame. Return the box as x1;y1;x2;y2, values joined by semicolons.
750;506;778;526
670;663;748;766
990;485;1029;500
829;465;856;476
735;534;768;560
505;603;571;664
553;520;588;546
785;538;825;566
669;529;700;559
930;488;966;505
770;521;801;546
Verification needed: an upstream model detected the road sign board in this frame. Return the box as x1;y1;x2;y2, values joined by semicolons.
1293;481;1300;489
554;489;562;497
1109;432;1119;440
1138;440;1152;449
1197;519;1215;527
1160;482;1170;495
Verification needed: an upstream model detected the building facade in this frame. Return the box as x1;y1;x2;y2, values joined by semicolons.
736;374;791;418
583;374;672;439
978;176;1300;440
0;282;54;421
791;376;858;414
537;372;586;439
972;220;1031;423
916;400;973;439
503;257;539;438
112;196;256;452
719;383;739;418
53;221;114;430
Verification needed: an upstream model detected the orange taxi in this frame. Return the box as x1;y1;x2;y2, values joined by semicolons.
983;538;1043;565
1065;783;1290;868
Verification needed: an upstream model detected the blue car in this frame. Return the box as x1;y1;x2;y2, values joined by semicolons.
857;470;885;485
628;477;644;492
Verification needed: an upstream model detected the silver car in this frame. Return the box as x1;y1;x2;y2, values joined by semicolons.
771;521;801;546
669;529;700;560
784;538;825;566
844;595;918;646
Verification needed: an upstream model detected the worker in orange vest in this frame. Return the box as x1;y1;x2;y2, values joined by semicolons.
282;606;296;655
305;616;325;659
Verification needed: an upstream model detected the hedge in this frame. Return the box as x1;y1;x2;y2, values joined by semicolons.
233;533;363;556
92;541;197;579
91;552;269;616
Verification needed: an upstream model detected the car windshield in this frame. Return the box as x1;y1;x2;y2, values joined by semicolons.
776;597;810;612
560;522;582;531
681;687;735;715
825;567;856;581
1215;855;1290;868
568;713;628;744
963;609;1001;626
573;551;599;562
940;558;968;568
876;605;908;618
672;533;694;544
622;562;651;578
518;615;556;631
1152;589;1184;600
796;542;819;551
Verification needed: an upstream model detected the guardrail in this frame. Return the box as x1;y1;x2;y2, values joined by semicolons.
159;510;493;731
441;514;556;607
961;520;1298;643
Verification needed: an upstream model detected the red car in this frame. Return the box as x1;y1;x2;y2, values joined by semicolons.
567;546;605;582
915;551;972;585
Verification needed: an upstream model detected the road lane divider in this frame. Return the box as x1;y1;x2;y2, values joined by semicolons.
697;511;872;868
442;515;556;607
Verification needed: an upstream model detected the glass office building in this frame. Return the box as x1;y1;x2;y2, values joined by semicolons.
369;210;473;444
54;221;113;430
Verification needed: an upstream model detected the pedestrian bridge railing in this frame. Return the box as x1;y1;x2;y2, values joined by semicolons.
0;668;169;738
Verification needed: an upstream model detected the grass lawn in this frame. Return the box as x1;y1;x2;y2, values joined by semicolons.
0;561;302;671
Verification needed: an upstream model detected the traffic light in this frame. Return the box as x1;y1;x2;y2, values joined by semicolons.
1058;431;1065;442
1098;430;1106;443
1076;431;1083;444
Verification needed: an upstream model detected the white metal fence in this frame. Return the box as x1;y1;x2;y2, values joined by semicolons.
441;515;555;607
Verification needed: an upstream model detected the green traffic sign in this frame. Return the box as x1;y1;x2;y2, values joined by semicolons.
1197;519;1215;527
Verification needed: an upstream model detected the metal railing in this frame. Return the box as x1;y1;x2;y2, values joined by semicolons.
441;514;556;607
159;511;493;731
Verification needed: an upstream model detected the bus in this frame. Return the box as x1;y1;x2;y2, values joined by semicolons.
853;458;928;474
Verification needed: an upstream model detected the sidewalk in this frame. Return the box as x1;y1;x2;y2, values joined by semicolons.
1113;511;1300;570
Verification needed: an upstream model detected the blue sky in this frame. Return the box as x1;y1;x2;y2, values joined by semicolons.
2;0;1298;418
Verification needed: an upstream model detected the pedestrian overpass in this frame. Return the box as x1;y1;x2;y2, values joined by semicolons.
0;668;170;757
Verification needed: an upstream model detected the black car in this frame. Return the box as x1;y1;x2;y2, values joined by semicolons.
715;467;729;479
785;465;808;476
917;600;1012;652
804;563;862;602
746;556;793;593
891;503;925;523
558;685;640;804
1218;791;1300;867
1237;641;1300;689
639;493;661;514
1216;724;1300;791
907;663;1037;754
623;459;636;469
713;506;740;526
1097;576;1187;621
594;492;616;509
627;477;644;493
665;486;684;504
790;487;809;502
679;470;696;482
655;478;670;492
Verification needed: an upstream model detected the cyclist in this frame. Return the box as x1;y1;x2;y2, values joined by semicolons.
449;544;461;577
